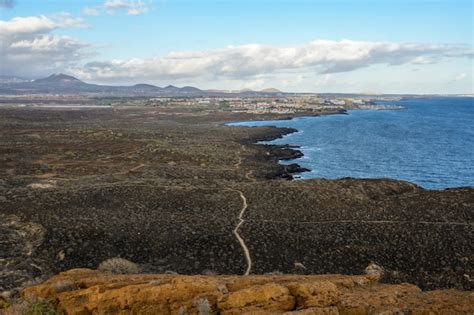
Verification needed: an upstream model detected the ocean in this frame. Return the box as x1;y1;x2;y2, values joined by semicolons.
231;97;474;190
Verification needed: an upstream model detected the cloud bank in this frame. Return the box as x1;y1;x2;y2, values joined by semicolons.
0;14;92;77
1;13;471;86
74;40;472;83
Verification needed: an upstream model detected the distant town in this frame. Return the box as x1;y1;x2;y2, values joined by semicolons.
0;74;405;114
143;95;404;114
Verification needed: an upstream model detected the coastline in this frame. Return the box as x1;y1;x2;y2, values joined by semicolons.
230;102;473;189
229;109;348;180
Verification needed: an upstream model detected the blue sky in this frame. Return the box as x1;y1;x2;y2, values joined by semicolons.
1;0;473;93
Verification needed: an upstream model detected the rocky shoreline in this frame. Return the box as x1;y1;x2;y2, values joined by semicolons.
235;111;347;180
241;126;310;180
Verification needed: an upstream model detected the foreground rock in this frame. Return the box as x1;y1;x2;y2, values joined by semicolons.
11;269;474;314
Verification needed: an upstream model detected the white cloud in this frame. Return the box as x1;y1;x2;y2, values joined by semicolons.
83;7;100;16
0;13;85;39
410;56;434;65
126;7;148;15
0;14;92;77
74;39;472;83
241;75;267;90
104;0;134;9
281;74;305;87
315;74;333;86
454;73;467;81
84;1;151;17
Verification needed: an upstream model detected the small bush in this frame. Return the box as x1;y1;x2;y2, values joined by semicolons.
98;258;140;274
6;297;63;315
193;298;211;315
164;270;178;275
365;262;384;279
264;271;284;275
52;280;75;293
202;269;217;276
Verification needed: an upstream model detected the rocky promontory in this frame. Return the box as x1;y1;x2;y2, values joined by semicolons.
6;268;473;314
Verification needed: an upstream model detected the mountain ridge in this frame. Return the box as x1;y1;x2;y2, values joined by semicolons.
34;74;84;84
0;73;288;97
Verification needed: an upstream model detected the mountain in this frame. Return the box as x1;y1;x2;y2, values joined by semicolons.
180;86;204;94
132;84;162;92
0;73;288;97
163;85;180;92
0;74;207;96
133;83;160;89
34;74;84;84
260;88;282;93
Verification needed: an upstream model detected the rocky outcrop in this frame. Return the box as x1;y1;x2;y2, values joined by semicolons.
12;269;474;314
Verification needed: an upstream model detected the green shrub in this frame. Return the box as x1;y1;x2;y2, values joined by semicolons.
6;298;63;315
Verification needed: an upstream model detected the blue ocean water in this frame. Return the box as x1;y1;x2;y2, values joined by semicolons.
231;97;474;189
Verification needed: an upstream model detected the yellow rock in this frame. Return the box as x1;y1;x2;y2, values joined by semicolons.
13;269;473;315
218;283;295;314
284;307;339;314
287;281;340;308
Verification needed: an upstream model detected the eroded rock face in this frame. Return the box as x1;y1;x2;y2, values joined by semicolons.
287;281;341;309
218;283;295;314
14;269;474;315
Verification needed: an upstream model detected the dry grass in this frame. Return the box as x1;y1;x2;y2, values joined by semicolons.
98;258;140;274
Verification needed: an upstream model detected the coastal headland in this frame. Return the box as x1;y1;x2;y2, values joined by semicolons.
1;103;473;301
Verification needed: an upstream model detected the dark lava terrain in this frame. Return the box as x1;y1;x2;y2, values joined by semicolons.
0;105;472;295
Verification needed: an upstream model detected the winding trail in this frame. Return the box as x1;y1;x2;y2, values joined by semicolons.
245;170;255;181
235;146;257;182
234;156;243;168
228;188;252;275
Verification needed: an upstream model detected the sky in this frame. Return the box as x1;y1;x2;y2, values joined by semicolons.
1;0;473;93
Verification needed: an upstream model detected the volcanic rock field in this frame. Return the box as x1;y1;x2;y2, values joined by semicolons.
0;105;472;295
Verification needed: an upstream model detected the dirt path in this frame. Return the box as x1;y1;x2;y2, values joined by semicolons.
228;188;252;275
235;146;257;182
245;170;255;181
234;149;243;168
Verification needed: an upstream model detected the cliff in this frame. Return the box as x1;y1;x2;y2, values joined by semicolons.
8;269;474;314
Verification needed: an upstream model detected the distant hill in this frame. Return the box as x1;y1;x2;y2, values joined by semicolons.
34;74;84;84
260;88;282;93
132;84;162;92
133;83;159;89
0;73;289;97
0;74;208;96
180;86;204;94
